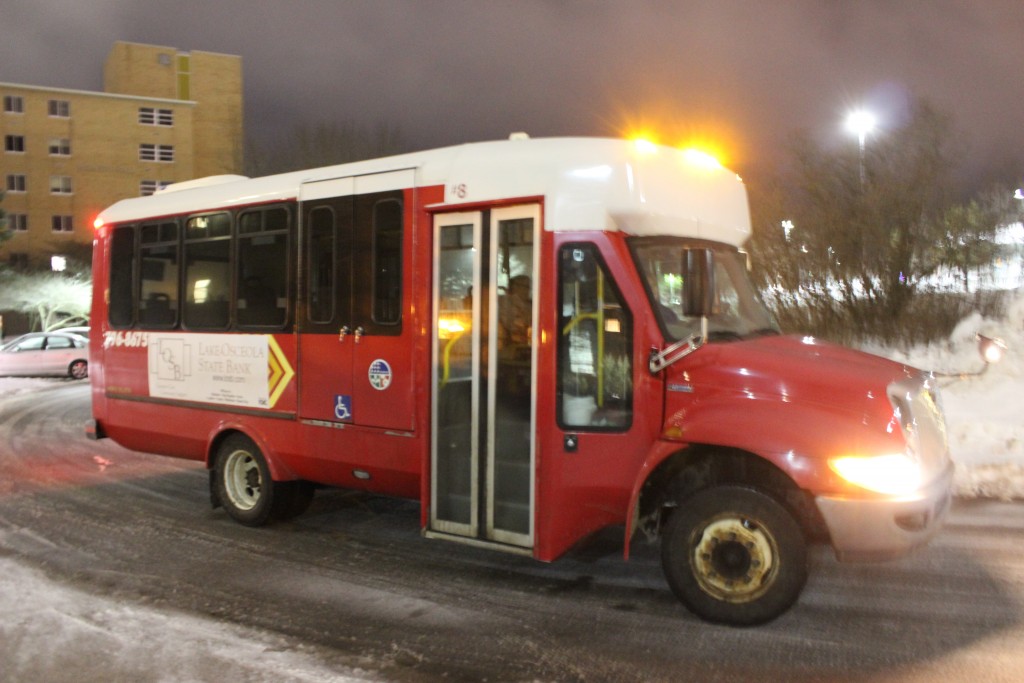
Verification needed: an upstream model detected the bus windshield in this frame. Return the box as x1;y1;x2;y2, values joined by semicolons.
630;238;778;343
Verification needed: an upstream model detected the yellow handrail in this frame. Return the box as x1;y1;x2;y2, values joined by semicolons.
559;270;606;406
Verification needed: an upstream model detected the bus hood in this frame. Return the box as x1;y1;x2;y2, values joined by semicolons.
664;334;950;486
679;334;916;401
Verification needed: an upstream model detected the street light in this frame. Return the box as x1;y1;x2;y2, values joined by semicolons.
845;109;876;185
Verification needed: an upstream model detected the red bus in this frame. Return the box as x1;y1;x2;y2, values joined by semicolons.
88;136;952;625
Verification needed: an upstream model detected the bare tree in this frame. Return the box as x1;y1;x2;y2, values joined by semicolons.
750;98;1012;343
933;186;1024;291
0;270;91;331
0;190;9;248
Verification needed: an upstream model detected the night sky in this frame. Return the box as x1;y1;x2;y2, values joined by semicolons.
3;1;1023;187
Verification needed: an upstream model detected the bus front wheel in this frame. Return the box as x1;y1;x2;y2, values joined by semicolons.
214;435;311;526
660;485;807;626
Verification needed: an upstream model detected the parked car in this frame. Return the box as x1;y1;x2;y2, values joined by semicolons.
0;331;89;379
56;326;90;339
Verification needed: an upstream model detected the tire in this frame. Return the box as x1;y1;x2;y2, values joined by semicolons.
661;485;807;626
69;359;88;380
214;434;286;527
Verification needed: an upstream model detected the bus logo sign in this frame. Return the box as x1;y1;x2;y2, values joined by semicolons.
368;359;392;391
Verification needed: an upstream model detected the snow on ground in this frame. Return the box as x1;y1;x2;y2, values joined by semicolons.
0;375;69;397
0;378;376;682
0;557;377;683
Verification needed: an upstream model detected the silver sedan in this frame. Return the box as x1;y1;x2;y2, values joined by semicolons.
0;332;89;379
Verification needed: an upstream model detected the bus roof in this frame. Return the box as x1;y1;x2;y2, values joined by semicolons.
97;137;752;246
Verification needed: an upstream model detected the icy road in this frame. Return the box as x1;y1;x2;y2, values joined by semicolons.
1;382;1023;682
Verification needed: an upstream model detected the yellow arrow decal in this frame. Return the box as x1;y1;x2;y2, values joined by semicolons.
266;335;295;409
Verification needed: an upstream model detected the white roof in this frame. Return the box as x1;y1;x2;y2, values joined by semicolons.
96;137;751;246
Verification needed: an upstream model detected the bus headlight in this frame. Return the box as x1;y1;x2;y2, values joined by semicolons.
829;453;923;496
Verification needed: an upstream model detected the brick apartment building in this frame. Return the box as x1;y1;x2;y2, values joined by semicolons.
1;41;243;270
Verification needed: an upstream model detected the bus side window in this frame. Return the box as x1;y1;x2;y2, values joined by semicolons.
237;206;290;329
109;225;136;328
557;244;633;430
307;207;336;324
138;221;179;328
183;213;231;330
372;198;402;326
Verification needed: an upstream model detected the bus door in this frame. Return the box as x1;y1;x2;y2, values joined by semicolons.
297;171;415;431
430;205;540;549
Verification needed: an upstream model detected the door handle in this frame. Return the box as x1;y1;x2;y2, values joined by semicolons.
338;325;350;342
354;326;364;344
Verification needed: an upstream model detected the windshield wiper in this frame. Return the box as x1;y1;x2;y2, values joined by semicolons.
706;330;744;342
748;328;781;338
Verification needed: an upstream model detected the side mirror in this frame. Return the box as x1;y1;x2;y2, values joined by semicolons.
683;249;715;318
977;334;1007;366
934;333;1008;381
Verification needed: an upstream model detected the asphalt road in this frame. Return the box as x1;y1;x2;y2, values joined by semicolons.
1;382;1021;682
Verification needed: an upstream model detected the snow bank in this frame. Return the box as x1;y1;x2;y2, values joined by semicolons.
867;291;1024;500
0;377;69;397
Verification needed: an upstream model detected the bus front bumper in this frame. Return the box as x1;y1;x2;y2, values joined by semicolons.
814;463;954;562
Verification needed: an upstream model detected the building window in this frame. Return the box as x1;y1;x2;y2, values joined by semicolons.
50;176;73;194
9;253;29;268
48;99;70;117
7;214;28;232
139;143;174;162
48;138;71;156
4;135;25;152
3;95;23;113
140;179;172;196
139;107;174;126
5;174;26;193
51;215;74;233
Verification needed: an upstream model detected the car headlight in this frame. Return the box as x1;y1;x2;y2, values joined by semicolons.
829;453;923;496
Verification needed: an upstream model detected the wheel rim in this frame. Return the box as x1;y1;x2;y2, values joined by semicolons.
223;449;262;511
691;515;779;603
70;361;87;379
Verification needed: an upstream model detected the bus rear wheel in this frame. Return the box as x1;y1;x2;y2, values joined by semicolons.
661;485;807;626
214;435;311;526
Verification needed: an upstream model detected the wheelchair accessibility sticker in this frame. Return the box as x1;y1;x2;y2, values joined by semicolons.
334;395;353;421
368;359;392;390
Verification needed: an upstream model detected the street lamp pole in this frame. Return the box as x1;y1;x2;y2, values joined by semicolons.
845;109;876;187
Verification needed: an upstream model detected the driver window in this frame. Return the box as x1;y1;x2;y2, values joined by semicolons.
557;244;632;430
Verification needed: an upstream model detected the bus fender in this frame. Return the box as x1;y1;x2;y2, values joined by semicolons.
623;440;688;560
204;419;298;482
